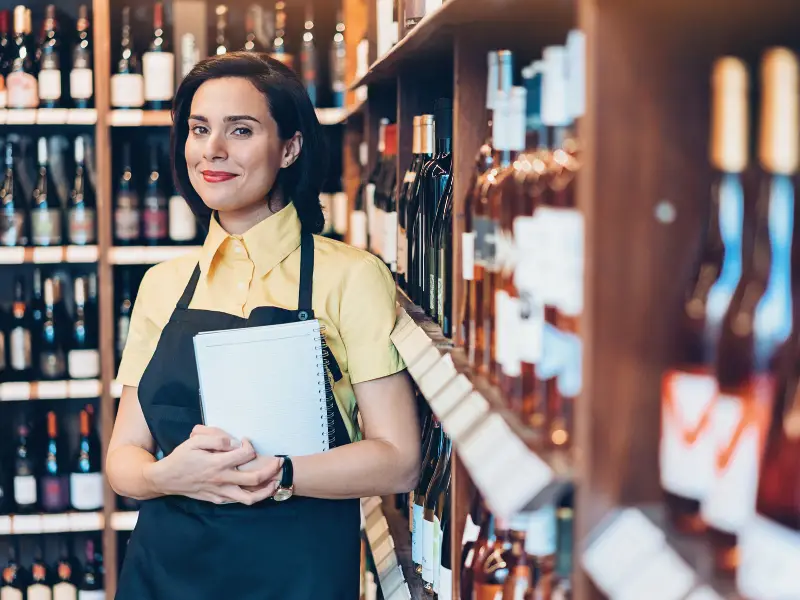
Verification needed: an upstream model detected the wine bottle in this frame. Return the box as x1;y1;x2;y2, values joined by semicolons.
9;276;33;381
7;5;37;109
168;186;196;244
143;0;174;110
111;6;144;109
77;540;103;598
41;410;70;513
270;1;294;69
214;5;230;56
0;304;7;384
27;546;51;600
330;11;346;109
437;490;453;600
367;120;388;258
142;144;168;245
461;503;491;600
37;4;61;109
40;278;66;380
117;270;133;362
68;278;99;380
422;436;451;592
0;11;10;108
431;453;452;595
501;515;533;600
1;544;28;597
30;269;46;360
0;141;26;247
31;137;62;247
115;143;141;245
526;504;557;597
53;540;78;599
553;493;574;597
412;419;443;573
300;4;316;106
433;167;454;337
408;115;434;303
14;420;37;513
70;5;93;109
379;124;399;273
71;408;103;511
0;457;9;515
68;136;96;245
472;518;511;599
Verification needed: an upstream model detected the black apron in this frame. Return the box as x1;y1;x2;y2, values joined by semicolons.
116;232;361;600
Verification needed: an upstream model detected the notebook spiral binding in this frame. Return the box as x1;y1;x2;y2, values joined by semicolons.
315;325;338;450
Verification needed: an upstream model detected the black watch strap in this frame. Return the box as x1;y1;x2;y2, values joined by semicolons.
277;455;293;488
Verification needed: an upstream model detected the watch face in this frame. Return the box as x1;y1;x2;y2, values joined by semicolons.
273;488;293;502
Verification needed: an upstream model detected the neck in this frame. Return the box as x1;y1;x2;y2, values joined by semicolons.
217;190;286;235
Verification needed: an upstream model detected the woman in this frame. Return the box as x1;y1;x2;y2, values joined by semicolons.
107;52;420;599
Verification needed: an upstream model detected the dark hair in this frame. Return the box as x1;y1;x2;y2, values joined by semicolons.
171;51;326;234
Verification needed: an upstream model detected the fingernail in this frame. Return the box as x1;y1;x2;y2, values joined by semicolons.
229;438;242;448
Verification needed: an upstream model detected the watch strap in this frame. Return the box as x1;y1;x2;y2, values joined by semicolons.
277;455;293;488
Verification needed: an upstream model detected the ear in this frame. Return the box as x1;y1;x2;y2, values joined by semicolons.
280;132;303;169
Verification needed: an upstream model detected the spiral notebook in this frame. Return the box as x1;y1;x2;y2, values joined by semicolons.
192;319;336;457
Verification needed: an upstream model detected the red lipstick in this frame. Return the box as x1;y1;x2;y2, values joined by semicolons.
201;170;238;183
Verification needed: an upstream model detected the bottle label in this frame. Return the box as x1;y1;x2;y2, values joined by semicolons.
143;208;168;241
53;582;77;600
117;315;131;355
31;209;63;246
365;183;377;248
38;69;62;101
111;73;145;108
462;231;475;281
474;584;504;600
143;52;175;101
68;349;100;380
412;503;424;564
350;211;367;250
169;195;197;242
474;217;496;267
7;71;39;108
68;208;96;245
1;589;23;600
70;472;104;511
437;269;445;327
429;273;436;315
10;327;32;370
422;517;435;583
517;290;544;365
0;211;25;246
659;369;717;501
70;69;93;100
398;226;408;276
525;504;557;556
373;207;385;259
501;293;523;377
384;211;398;266
513;215;543;301
28;584;52;600
536;207;584;314
438;566;453;600
76;592;104;600
115;207;141;241
41;350;67;379
332;192;348;235
738;514;800;599
42;475;69;511
14;474;36;505
700;377;774;534
433;515;442;592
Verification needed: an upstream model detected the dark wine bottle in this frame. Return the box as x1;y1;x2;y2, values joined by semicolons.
78;540;103;595
111;6;144;109
27;544;51;598
37;4;61;109
31;137;63;247
143;0;174;110
142;144;167;245
7;5;38;109
115;143;140;244
9;276;33;381
68;278;99;380
68;136;96;246
14;420;37;513
39;278;66;380
0;11;11;107
0;544;28;595
41;410;70;513
0;141;27;247
117;270;133;362
70;5;93;108
53;539;78;598
71;408;103;511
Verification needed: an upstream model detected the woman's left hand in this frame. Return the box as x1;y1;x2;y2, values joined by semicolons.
190;425;284;496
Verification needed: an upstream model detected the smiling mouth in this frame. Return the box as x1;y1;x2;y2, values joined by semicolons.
201;170;239;183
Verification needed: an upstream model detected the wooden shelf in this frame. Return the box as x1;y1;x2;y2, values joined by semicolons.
0;246;99;264
392;290;573;519
0;380;101;402
0;108;98;125
110;511;139;532
0;512;104;535
583;504;740;600
108;245;201;265
109;109;172;127
350;0;574;89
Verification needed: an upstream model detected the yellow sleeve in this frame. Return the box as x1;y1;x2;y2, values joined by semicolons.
339;254;406;385
115;267;165;388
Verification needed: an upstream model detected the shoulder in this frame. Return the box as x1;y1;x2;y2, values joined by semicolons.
312;235;394;293
135;251;200;329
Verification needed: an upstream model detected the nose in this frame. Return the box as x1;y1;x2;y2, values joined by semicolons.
202;130;228;162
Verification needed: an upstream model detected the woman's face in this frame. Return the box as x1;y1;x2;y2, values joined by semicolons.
185;77;300;214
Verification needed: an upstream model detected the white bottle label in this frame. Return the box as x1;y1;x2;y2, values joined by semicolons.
438;566;453;600
700;382;773;534
495;290;509;370
421;517;435;583
28;584;52;600
70;69;93;100
384;211;398;266
1;589;23;600
433;515;442;592
143;52;175;101
53;583;78;600
530;207;558;307
7;71;39;108
14;474;37;505
332;192;348;235
659;370;717;501
68;349;100;380
517;290;544;365
738;514;800;600
411;503;424;564
38;70;62;101
70;472;104;511
549;208;584;315
525;505;557;556
502;296;522;378
168;195;197;242
462;232;475;281
77;592;105;600
350;211;367;250
10;327;31;370
111;73;145;108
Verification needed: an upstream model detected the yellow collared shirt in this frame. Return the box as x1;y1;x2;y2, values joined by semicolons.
116;202;406;441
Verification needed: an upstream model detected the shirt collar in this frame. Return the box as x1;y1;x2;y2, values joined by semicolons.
199;202;303;279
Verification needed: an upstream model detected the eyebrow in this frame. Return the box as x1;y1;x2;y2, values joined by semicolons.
188;114;262;124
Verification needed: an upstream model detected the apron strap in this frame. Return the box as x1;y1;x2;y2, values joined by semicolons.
297;231;314;318
177;264;202;310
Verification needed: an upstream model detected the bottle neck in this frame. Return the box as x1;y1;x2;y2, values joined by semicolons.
436;137;452;155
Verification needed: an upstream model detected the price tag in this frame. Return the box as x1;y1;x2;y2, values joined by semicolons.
488;449;555;519
399;326;432;362
361;496;382;517
110;109;144;126
38;380;69;399
441;391;489;440
36;108;69;124
685;586;725;600
110;380;124;398
429;374;473;419
41;513;71;532
67;108;98;124
1;382;31;401
6;109;37;124
68;379;101;398
615;546;695;600
12;514;43;534
373;534;396;566
32;246;65;263
0;516;12;534
69;511;104;531
65;245;99;263
111;511;139;531
581;508;666;597
407;346;442;381
418;354;456;399
0;247;25;264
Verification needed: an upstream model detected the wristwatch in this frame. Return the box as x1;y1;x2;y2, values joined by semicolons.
273;456;294;502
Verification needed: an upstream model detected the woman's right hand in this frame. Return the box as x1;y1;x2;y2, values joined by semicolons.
144;432;258;504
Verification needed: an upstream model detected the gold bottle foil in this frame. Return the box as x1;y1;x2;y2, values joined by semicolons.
759;47;799;175
710;57;748;173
